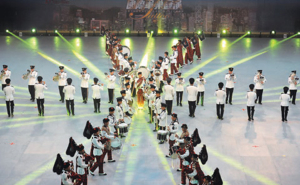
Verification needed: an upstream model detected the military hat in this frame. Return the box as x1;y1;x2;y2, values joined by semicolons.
184;136;191;141
150;84;156;89
150;70;153;74
76;144;84;151
113;43;118;46
172;113;177;118
159;56;163;60
103;118;109;123
63;162;70;169
218;82;224;88
130;62;135;66
67;78;72;84
124;68;129;73
124;53;128;57
191;154;198;159
109;68;115;72
172;45;177;48
37;76;43;81
249;84;254;89
30;65;35;69
59;66;64;70
120;90;126;94
161;103;167;107
167;77;172;83
109;107;115;112
257;70;262;73
138;72;142;75
3;65;8;68
155;90;161;94
118;47;123;51
181;124;188;129
116;97;123;102
149;77;154;81
125;76;130;80
291;70;296;74
93;127;100;133
94;78;99;83
177;72;182;76
128;57;133;61
228;67;234;71
125;82;130;86
82;68;87;71
5;78;11;84
199;72;204;76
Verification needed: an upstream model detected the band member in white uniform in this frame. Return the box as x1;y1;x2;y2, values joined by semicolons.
288;70;298;105
115;97;126;137
34;76;48;116
3;78;15;117
166;113;179;157
164;78;175;115
79;68;90;104
196;72;206;106
92;78;104;113
280;86;290;122
1;65;11;90
157;103;167;144
101;118;116;162
186;78;198;117
57;66;67;103
169;45;178;76
107;107;118;136
145;84;156;123
121;90;132;117
215;82;226;120
106;68;116;104
63;78;76;116
153;90;162;132
225;67;236;105
125;83;133;107
28;65;38;102
175;73;185;106
61;162;74;185
246;84;256;121
254;70;266;104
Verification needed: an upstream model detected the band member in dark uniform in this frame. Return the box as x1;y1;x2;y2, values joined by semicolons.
176;40;184;68
192;34;201;60
184;37;194;65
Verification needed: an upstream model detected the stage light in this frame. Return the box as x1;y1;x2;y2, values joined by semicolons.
76;29;80;33
247;31;251;35
198;30;202;34
125;29;130;33
222;30;227;34
6;30;9;33
298;32;300;35
151;30;154;34
173;29;178;34
271;30;276;35
31;28;36;33
54;30;58;33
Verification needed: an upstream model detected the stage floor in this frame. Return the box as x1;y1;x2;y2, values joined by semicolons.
0;35;300;185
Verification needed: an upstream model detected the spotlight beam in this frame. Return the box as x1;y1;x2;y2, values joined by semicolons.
140;32;155;67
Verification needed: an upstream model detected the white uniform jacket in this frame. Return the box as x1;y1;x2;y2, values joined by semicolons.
122;98;129;112
28;71;38;85
63;85;76;100
246;91;256;106
288;76;299;90
179;149;190;166
164;84;175;100
108;114;118;132
214;89;226;104
3;85;15;101
154;97;161;113
115;104;124;120
157;109;167;127
125;88;132;101
79;73;90;88
146;91;156;108
170;51;178;64
91;135;104;156
162;57;170;70
76;154;88;175
186;85;198;101
61;170;73;185
254;75;266;90
169;120;179;141
175;78;185;92
280;93;290;106
58;72;67;86
34;83;48;99
1;70;11;84
225;73;236;88
92;84;104;99
196;77;206;92
106;75;116;89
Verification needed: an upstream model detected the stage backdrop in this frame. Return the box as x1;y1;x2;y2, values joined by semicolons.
1;0;300;32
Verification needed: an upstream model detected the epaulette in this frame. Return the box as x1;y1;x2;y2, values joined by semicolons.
92;84;95;86
35;70;38;72
11;85;14;87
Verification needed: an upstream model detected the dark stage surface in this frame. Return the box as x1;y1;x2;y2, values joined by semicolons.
0;35;300;185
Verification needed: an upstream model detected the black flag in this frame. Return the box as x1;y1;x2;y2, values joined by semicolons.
199;144;208;165
53;153;64;175
191;128;201;147
66;137;78;157
83;120;94;139
212;168;223;185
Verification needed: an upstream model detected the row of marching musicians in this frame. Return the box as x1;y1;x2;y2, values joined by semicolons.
53;103;134;185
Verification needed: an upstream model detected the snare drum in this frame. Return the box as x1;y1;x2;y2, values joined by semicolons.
124;116;132;125
157;130;168;141
110;137;122;150
118;123;128;134
170;145;180;159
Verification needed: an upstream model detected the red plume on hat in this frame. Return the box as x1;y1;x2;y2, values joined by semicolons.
83;120;94;139
66;137;78;157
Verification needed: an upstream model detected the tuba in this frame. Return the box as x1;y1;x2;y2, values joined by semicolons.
22;69;31;80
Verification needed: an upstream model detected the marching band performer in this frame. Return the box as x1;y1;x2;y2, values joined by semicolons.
61;162;76;185
106;68;116;104
116;97;126;137
280;87;290;122
125;83;133;107
254;70;266;104
288;70;298;105
175;124;190;171
135;72;146;109
162;52;170;81
57;66;67;103
246;84;256;121
177;40;184;68
1;65;11;90
101;118;116;162
111;44;119;70
76;144;90;184
164;78;175;115
28;65;38;102
153;90;162;132
215;82;226;120
145;84;156;123
157;102;167;144
107;107;119;136
188;154;205;184
169;45;179;76
192;34;201;60
175;73;185;107
34;76;47;116
91;78;104;113
184;37;194;65
225;67;236;105
3;78;15;118
196;72;206;106
166;113;179;158
186;78;198;117
177;142;190;185
63;78;75;116
89;128;107;176
121;90;132;117
79;68;90;104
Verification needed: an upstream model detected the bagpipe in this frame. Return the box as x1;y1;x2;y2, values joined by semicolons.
65;137;94;163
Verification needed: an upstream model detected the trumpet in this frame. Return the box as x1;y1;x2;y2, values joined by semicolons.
53;72;60;82
22;69;31;80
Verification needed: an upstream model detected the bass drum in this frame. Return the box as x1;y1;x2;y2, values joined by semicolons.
122;46;131;57
111;137;122;150
137;66;150;79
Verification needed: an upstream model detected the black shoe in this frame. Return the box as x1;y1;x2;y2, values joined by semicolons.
159;141;164;144
189;115;192;117
153;129;157;132
98;111;101;113
62;101;64;103
230;103;232;105
11;114;14;118
108;159;116;163
59;99;62;101
94;111;97;113
282;119;285;122
108;101;111;103
252;118;254;121
111;102;113;104
99;172;107;176
180;103;182;107
248;118;251;121
192;115;195;118
201;104;204;106
177;104;179;106
166;155;171;158
177;168;182;172
255;100;257;104
8;115;10;118
259;103;262;105
292;103;296;105
42;114;44;116
220;118;223;120
148;121;151;123
226;102;228;104
72;114;75;116
285;119;288;122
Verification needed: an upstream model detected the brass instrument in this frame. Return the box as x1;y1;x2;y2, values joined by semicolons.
290;73;299;84
256;72;264;83
53;72;59;82
0;70;5;80
22;69;31;80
